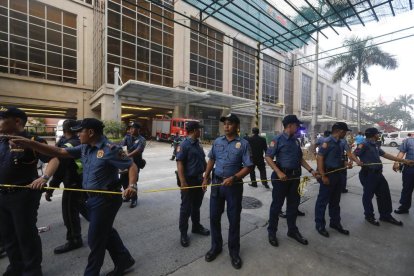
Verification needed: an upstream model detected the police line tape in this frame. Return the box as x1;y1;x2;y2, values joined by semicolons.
0;162;401;196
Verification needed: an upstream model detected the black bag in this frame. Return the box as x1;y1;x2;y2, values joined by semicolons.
175;170;181;187
137;158;146;169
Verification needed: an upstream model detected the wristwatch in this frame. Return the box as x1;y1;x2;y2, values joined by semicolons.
232;175;238;182
129;184;137;190
308;168;314;173
41;175;50;181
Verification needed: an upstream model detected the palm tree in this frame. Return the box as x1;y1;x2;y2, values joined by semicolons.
325;36;398;130
395;94;414;113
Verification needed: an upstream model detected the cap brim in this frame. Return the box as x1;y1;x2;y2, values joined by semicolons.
219;116;226;122
70;125;83;132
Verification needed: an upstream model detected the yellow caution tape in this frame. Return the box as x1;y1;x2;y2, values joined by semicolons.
0;162;401;195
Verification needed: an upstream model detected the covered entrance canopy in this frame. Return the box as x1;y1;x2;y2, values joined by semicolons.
0;102;76;119
183;0;412;53
116;80;255;109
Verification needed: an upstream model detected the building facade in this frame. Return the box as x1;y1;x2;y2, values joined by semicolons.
0;0;359;138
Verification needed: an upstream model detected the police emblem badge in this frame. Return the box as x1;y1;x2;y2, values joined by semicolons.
97;149;104;158
235;142;241;149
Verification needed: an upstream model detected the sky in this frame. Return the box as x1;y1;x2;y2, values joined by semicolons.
317;9;414;104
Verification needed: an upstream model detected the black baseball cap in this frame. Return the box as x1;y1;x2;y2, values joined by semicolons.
62;119;78;132
332;122;351;131
282;115;302;126
185;121;203;132
220;113;240;124
129;122;141;129
252;127;259;134
365;127;379;136
0;106;27;121
71;118;104;132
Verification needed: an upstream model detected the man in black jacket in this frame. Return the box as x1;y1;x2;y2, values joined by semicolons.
247;128;269;189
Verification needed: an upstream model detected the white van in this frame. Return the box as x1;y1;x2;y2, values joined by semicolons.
383;131;414;147
55;119;65;143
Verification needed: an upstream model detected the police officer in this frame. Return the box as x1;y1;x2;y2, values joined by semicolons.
354;128;413;226
394;133;414;214
265;115;319;247
120;122;146;208
202;114;253;270
0;106;50;276
247;127;269;189
170;132;182;160
10;118;138;276
340;137;351;194
31;119;88;255
315;122;362;237
176;121;210;247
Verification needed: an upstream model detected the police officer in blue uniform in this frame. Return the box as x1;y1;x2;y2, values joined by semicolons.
265;115;319;247
34;119;88;255
176;121;210;247
10;118;138;276
394;133;414;214
315;122;362;237
354;128;413;226
170;132;182;160
0;106;50;276
202;113;253;270
120;122;146;208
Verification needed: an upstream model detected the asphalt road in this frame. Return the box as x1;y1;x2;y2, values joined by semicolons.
1;143;413;276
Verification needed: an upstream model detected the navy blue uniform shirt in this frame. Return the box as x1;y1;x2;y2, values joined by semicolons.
318;135;348;169
355;139;385;170
0;132;50;186
399;137;414;172
65;136;132;190
208;135;253;178
122;133;146;164
266;132;302;169
176;137;206;177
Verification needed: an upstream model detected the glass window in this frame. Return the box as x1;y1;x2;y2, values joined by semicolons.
47;29;61;46
317;81;323;115
30;48;45;64
10;0;27;13
47;51;61;67
301;74;312;111
30;1;45;18
189;19;223;91
262;54;279;104
47;6;61;24
63;12;76;28
326;86;333;116
63;34;76;49
10;44;27;61
232;40;256;100
10;19;27;37
106;0;174;86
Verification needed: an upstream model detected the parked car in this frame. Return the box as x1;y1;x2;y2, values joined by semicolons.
383;131;414;147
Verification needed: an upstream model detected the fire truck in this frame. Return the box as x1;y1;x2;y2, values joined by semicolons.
151;117;199;141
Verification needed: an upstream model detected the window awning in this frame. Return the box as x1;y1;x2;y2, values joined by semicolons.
183;0;413;52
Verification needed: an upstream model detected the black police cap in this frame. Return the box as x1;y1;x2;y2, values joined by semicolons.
220;113;240;124
252;127;259;134
71;118;104;132
365;127;379;136
62;119;77;132
332;122;351;131
129;122;141;129
0;106;27;121
282;115;302;126
185;121;203;132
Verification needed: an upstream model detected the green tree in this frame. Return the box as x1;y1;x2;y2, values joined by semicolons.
394;94;414;113
364;101;411;128
103;120;126;139
325;36;398;130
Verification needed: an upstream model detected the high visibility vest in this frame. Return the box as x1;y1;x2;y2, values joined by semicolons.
64;142;83;175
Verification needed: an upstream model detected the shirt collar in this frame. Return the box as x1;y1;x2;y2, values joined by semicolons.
92;136;107;149
329;135;339;143
220;135;240;142
282;132;295;140
189;137;198;144
366;138;377;145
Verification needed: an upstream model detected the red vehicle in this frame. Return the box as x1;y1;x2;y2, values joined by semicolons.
151;118;199;141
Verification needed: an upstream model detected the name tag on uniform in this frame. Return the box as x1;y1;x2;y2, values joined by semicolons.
97;149;104;158
235;142;241;149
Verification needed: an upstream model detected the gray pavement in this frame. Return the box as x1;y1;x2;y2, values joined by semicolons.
1;143;413;276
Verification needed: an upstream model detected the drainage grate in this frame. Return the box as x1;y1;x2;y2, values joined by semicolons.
242;196;262;209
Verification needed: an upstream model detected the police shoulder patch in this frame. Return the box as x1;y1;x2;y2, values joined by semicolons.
322;142;328;149
177;146;181;152
270;141;276;147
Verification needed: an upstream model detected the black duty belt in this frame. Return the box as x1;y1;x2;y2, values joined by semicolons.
87;190;121;198
361;167;383;173
279;167;301;176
